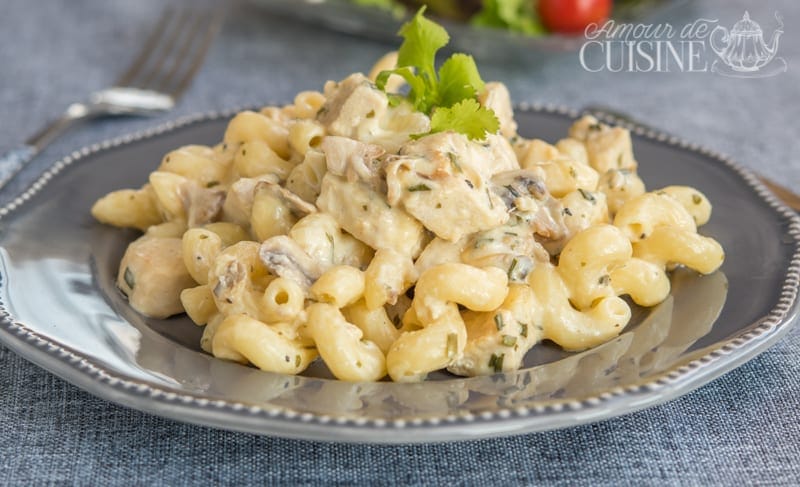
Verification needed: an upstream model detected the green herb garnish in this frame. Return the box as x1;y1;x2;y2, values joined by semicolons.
488;352;505;372
507;258;518;279
578;188;596;203
446;333;458;359
494;313;504;330
407;183;432;192
447;152;462;172
376;8;499;140
501;335;517;347
123;267;135;290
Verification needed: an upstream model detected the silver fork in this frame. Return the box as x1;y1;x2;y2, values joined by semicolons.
0;8;224;190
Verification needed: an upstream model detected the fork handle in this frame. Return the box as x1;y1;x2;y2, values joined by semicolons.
0;103;92;192
26;103;91;151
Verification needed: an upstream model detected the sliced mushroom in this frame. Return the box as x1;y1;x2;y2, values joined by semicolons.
320;135;385;189
259;236;323;291
255;181;317;217
491;170;567;242
184;183;226;227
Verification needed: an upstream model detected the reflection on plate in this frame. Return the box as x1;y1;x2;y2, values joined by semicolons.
249;0;689;63
0;106;798;443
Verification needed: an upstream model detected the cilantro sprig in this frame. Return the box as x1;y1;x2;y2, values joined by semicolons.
375;7;499;141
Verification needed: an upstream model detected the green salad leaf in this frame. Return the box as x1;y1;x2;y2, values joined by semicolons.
471;0;545;36
351;0;405;18
376;7;499;141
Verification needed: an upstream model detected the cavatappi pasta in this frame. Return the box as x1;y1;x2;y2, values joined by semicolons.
92;68;724;383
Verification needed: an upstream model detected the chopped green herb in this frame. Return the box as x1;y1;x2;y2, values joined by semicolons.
447;152;462;172
589;123;602;131
501;335;517;347
562;207;573;216
692;194;703;205
473;237;494;248
507;258;518;279
206;181;220;188
578;188;596;203
326;232;335;262
408;183;431;192
295;355;301;367
519;323;528;338
464;179;474;189
198;234;208;240
504;184;520;198
494;313;504;330
123;267;135;290
598;274;610;286
569;166;577;178
488;353;505;372
446;333;458;359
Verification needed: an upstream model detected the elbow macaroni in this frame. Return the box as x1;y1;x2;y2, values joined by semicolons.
93;63;725;382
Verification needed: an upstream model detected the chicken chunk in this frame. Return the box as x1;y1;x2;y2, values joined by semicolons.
317;73;389;138
479;82;517;138
569;115;637;173
117;236;195;318
319;135;384;189
316;173;426;257
385;132;517;242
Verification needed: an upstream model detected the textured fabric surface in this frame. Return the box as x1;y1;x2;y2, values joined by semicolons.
1;0;799;484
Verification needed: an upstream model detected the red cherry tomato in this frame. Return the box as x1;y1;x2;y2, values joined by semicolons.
538;0;612;34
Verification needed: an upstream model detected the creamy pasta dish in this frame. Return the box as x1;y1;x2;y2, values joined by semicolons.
91;10;724;382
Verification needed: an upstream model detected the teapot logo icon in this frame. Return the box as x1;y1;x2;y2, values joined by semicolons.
710;11;787;78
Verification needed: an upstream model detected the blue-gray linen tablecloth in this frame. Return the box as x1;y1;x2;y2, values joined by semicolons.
1;0;798;484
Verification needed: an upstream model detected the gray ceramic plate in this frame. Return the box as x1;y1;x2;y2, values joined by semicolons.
0;106;798;443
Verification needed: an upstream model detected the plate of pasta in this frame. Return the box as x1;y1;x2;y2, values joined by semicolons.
0;12;798;442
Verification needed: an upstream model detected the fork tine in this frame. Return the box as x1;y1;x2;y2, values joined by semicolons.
156;9;224;101
133;10;194;90
115;8;174;87
168;10;224;101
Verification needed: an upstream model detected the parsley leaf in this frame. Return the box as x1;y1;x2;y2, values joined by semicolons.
429;99;499;141
436;53;484;108
396;7;448;100
377;7;499;140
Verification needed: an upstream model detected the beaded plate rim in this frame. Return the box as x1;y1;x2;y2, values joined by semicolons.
0;104;798;443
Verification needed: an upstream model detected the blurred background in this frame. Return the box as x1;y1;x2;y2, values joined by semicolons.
0;0;797;206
